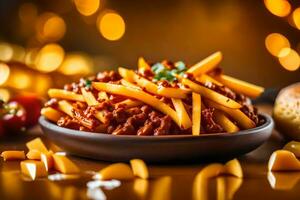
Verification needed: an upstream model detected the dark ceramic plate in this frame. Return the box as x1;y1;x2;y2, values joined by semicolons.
39;113;273;162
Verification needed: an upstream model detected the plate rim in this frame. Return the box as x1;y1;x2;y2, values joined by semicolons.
39;113;274;141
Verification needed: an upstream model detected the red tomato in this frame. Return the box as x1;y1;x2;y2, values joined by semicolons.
11;94;43;127
1;101;26;134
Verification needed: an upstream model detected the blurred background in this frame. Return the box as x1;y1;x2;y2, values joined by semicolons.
0;0;299;100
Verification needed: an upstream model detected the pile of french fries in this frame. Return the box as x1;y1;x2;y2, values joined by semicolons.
42;51;264;135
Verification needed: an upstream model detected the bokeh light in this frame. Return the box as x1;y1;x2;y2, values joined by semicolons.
292;8;300;30
97;11;125;41
8;70;31;89
0;43;13;62
35;44;65;72
0;63;10;85
25;48;39;67
34;75;51;95
265;33;290;57
19;3;38;23
74;0;100;16
278;48;300;71
264;0;291;17
0;89;10;102
58;53;93;75
36;12;66;43
10;44;25;62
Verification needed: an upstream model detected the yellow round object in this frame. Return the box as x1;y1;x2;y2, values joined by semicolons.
273;83;300;140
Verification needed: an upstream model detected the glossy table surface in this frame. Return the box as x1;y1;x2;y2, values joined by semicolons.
1;104;299;200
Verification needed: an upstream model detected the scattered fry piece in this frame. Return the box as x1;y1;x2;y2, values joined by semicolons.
130;159;149;179
41;152;54;171
26;138;48;153
97;163;134;180
1;151;25;161
20;160;47;180
223;159;243;178
26;150;41;160
134;178;149;198
52;154;80;174
268;150;300;171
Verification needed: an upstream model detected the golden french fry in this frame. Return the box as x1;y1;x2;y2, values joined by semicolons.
81;88;98;106
135;76;158;94
119;67;158;94
80;89;108;124
138;57;151;73
215;74;264;98
205;100;255;129
92;82;180;127
41;107;64;122
171;98;192;129
98;91;108;100
94;112;108;124
195;74;223;86
181;78;242;109
115;99;143;108
192;93;201;136
118;67;136;82
213;110;239;133
157;87;189;99
187;51;222;76
120;79;141;90
58;100;74;117
1;151;25;161
48;89;85;102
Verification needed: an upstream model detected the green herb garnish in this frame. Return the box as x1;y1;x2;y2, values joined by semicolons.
85;79;92;88
151;61;187;82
